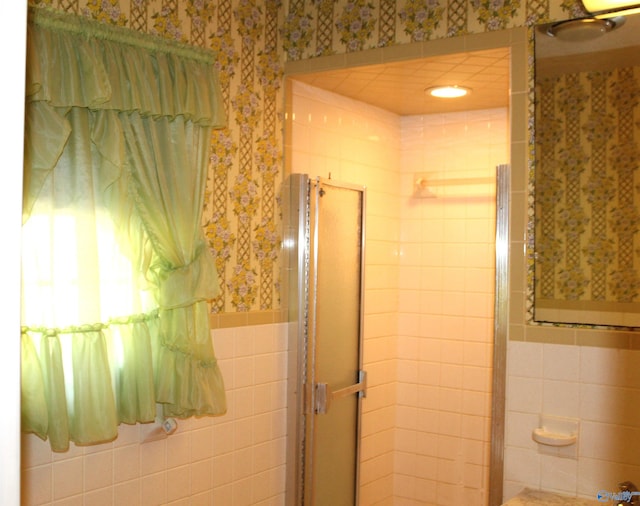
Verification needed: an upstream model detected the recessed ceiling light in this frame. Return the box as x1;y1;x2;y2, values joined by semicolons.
426;85;471;98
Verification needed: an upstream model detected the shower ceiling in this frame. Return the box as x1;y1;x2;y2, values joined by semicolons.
290;47;510;116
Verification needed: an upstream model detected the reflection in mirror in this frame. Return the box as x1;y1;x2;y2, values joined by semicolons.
533;14;640;327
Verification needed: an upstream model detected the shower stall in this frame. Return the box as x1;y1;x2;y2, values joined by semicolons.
284;174;367;506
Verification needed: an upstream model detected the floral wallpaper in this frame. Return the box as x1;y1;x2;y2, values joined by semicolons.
535;67;640;307
36;0;586;315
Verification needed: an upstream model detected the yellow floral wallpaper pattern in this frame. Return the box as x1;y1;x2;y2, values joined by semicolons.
536;67;640;305
35;0;586;315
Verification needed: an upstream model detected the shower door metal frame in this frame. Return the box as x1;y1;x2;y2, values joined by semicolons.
489;164;510;506
285;174;366;506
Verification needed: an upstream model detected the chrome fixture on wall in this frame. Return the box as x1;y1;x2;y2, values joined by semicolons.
544;16;624;41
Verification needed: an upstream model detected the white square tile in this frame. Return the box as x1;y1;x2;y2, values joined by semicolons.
251;413;272;445
437;480;465;505
212;453;233;487
438;387;462;413
542;379;580;419
396;406;418;430
22;434;53;468
251;441;278;473
22;464;52;505
508;341;543;378
191;427;213;462
417;385;439;410
166;465;190;502
395;428;418;454
543;343;580;382
503;446;540;487
579;346;621;386
190;459;212;495
232;417;253;451
461;414;490;441
576;457;626;498
462;390;490;417
140;472;167;506
251;470;274;503
579;383;625;424
463;462;484;489
83;487;113;506
212;422;234;456
505;411;538;450
506;376;542;414
397;359;418;383
113;444;140;483
438;412;462;437
114;480;140;506
540;454;578;495
462;365;491;393
232;356;255;389
191;490;214;506
252;383;273;415
461;438;485;466
212;483;233;505
232;447;253;481
52;458;84;500
83;450;113;491
139;438;166;476
211;328;235;360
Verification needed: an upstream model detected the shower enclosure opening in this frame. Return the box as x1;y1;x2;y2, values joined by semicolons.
283;29;525;504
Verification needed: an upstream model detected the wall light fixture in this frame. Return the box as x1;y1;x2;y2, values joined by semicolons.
581;0;640;18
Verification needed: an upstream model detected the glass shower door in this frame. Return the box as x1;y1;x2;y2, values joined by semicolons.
306;178;365;506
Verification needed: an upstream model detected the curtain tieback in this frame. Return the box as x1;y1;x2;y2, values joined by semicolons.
157;245;219;309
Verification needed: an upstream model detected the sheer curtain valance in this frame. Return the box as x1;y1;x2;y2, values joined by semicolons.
22;7;227;452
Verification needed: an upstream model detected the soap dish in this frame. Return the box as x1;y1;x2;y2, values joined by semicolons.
532;414;579;448
531;427;577;447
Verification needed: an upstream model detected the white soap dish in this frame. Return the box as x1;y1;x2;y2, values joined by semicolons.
531;427;577;447
532;415;579;448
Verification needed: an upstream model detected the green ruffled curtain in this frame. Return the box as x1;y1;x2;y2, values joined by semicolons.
21;7;227;452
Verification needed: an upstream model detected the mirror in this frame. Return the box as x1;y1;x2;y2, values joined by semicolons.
533;14;640;327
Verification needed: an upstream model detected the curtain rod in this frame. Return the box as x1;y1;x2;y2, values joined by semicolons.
28;6;217;65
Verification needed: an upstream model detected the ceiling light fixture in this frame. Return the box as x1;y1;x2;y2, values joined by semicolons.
545;16;623;40
581;0;640;18
426;85;470;98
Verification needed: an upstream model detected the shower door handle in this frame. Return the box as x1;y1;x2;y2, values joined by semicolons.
315;370;367;415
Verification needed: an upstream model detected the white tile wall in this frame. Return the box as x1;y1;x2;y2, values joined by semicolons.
394;109;508;506
21;323;288;506
504;340;640;502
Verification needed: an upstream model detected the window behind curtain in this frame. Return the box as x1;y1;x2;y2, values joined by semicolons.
22;7;228;452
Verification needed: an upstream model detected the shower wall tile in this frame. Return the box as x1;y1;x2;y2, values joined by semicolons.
291;82;513;505
396;107;507;506
21;323;288;506
504;340;640;501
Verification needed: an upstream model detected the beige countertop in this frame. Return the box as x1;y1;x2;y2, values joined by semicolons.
504;489;600;506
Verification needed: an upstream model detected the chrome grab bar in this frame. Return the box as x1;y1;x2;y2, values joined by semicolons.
315;370;367;415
